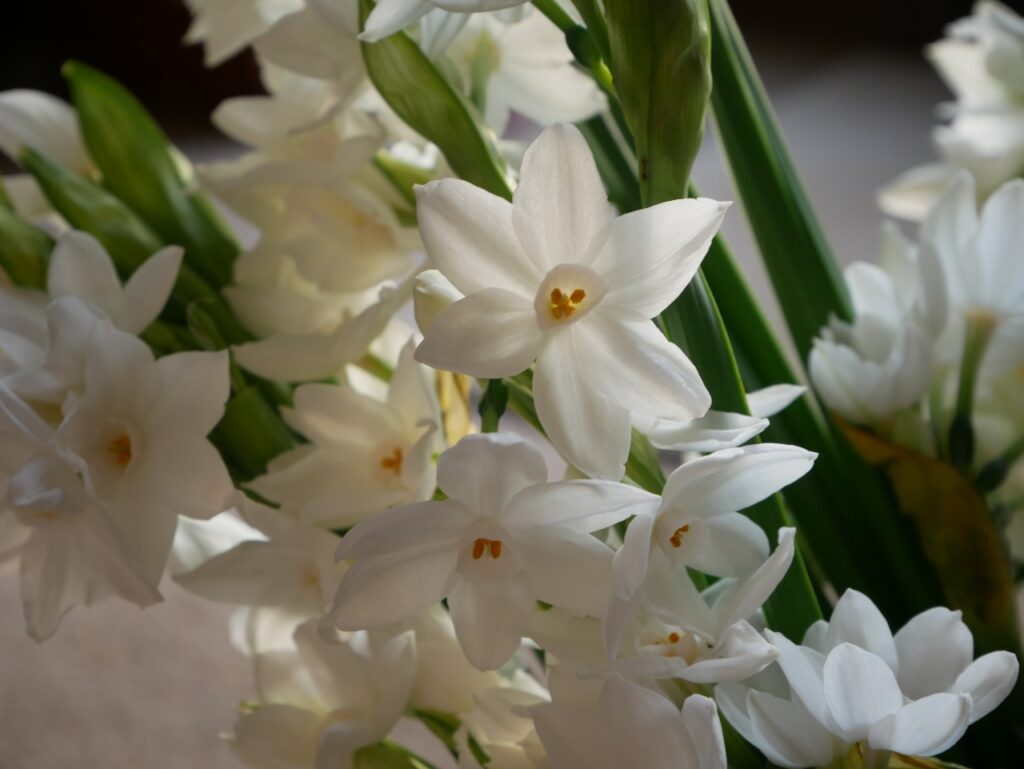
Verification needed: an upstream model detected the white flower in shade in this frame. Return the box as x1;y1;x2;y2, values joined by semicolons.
232;619;416;769
920;173;1024;375
361;0;527;43
328;432;656;670
454;673;548;769
809;263;935;427
0;381;160;640
183;0;304;66
639;384;807;453
0;89;93;219
611;444;815;602
532;675;726;769
175;500;345;620
719;589;1020;766
528;529;795;687
879;2;1024;219
443;10;604;133
413;123;727;479
249;339;442;528
54;321;233;585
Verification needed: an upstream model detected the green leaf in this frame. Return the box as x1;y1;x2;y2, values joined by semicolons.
211;386;295;480
0;176;14;210
63;61;239;288
358;1;512;200
478;378;509;433
707;0;852;360
0;206;51;289
605;0;711;205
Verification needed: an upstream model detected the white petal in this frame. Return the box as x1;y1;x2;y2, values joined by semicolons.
436;432;548;514
680;512;769;578
576;313;711;421
448;571;535;670
233;704;321;768
415;179;538;297
512;123;613;272
329;547;457;629
746;384;807;419
601;676;698;768
644;409;768;452
533;328;631;479
868;693;971;756
748;690;839;769
952;651;1020;722
47;231;122;317
502;479;658;532
822;643;904;742
681;695;728;769
515;527;613;618
359;0;434;42
413;268;463;335
609;510;655;600
825;589;897;672
414;289;542;378
591;198;728;317
288;383;398;448
877;162;956;222
532;703;621;769
116;246;183;334
893;607;973;699
150;350;230;436
676;620;778;684
713;528;796;631
335;500;471;561
765;629;832;730
662;444;816;517
0;90;89;172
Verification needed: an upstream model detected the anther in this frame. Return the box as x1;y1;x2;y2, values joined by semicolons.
472;537;503;560
670;524;690;548
380;447;403;475
108;434;132;467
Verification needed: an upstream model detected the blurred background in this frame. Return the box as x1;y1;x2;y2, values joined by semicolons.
0;1;1005;768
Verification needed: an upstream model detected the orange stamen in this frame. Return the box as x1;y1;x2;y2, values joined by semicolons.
108;434;132;467
669;524;690;548
549;287;587;320
472;537;503;560
380;447;403;475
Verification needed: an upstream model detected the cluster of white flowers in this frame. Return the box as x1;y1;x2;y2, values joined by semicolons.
0;1;1020;769
811;0;1024;564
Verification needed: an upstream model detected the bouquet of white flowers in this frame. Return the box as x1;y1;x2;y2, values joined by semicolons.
1;1;1022;768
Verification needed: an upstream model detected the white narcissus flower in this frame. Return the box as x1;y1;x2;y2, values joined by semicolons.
611;444;815;599
249;339;443;529
232;619;415;769
0;381;160;641
443;10;604;133
183;0;304;66
532;675;726;769
360;0;527;43
328;432;657;670
719;589;1020;767
809;262;935;427
413;123;727;479
879;2;1024;219
920;172;1024;375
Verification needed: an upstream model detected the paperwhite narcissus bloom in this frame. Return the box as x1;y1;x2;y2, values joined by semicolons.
249;339;442;528
183;0;304;66
454;674;548;769
612;444;815;599
532;675;727;769
0;381;160;640
719;590;1020;767
443;10;604;133
878;2;1024;219
361;0;527;43
175;501;345;620
604;528;796;685
328;432;656;670
809;263;935;427
413;123;727;479
232;619;415;769
920;173;1024;375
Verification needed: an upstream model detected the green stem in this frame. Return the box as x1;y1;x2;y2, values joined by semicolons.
950;312;997;471
570;0;612;62
977;433;1024;493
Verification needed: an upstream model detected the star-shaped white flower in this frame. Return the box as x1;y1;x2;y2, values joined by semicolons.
328;431;656;669
413;123;728;479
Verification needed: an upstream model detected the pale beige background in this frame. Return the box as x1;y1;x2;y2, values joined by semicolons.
0;50;949;769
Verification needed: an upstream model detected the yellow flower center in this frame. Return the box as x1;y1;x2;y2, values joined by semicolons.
549;288;587;320
471;537;503;560
108;434;133;467
380;447;403;475
669;524;690;548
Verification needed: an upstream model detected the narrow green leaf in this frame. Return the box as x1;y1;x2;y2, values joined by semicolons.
358;1;512;199
478;378;509;433
708;0;852;360
576;115;641;214
0;206;51;288
0;176;13;210
211;386;295;480
63;61;239;287
605;0;711;205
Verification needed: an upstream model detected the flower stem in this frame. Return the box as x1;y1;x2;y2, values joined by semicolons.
977;433;1024;493
949;311;998;471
